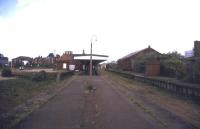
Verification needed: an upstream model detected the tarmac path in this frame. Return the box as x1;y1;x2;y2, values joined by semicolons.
13;75;167;129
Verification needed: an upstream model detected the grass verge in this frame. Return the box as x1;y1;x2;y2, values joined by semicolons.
0;72;75;129
101;70;200;128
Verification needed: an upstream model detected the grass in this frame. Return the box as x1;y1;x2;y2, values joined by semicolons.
0;72;75;129
0;72;65;114
85;84;93;91
84;80;95;94
101;70;200;128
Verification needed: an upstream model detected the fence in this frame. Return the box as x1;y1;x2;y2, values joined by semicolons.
109;69;200;99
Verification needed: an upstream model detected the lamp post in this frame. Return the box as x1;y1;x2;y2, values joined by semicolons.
90;35;97;77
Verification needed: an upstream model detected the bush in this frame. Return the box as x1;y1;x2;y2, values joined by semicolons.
1;68;12;77
160;52;185;78
32;71;47;82
60;71;73;80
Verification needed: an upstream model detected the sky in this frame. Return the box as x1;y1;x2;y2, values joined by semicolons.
0;0;200;62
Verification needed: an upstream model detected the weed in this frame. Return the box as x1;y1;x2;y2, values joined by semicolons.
1;68;12;77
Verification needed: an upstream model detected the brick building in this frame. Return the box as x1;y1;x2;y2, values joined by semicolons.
32;53;57;68
145;60;160;76
56;51;75;70
56;51;108;74
117;46;161;76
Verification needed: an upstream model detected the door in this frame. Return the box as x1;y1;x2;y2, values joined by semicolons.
63;63;67;69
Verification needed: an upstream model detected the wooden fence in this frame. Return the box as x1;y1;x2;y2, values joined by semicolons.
109;69;200;99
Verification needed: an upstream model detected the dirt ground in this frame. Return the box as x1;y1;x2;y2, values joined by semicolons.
12;73;199;129
0;76;16;81
13;68;57;73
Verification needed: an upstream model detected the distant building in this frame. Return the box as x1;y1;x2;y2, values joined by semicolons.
47;53;55;64
32;56;46;67
56;51;108;74
185;41;200;83
194;40;200;57
12;56;33;68
31;53;57;68
185;50;193;58
117;46;161;76
56;51;74;70
0;53;9;68
185;41;200;58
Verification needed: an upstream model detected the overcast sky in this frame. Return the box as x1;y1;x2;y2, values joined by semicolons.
0;0;200;62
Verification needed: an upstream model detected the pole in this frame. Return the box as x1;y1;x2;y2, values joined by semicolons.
90;42;93;77
89;35;97;78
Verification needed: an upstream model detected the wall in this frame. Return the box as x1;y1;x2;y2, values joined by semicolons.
117;47;160;71
145;61;160;76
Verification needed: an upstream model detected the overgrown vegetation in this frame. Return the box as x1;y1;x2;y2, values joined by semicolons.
59;71;74;80
0;71;73;114
113;51;200;84
132;52;185;78
31;71;47;82
0;72;56;106
103;70;200;128
1;68;12;77
160;52;200;83
160;52;185;79
84;81;96;93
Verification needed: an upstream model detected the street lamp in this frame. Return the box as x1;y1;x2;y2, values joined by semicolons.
90;35;98;77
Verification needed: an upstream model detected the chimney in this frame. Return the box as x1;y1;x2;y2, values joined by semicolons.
82;50;85;55
194;41;200;57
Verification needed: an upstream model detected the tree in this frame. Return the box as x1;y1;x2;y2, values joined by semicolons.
160;52;185;78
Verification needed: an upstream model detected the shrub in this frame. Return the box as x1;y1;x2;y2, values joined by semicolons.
32;71;47;82
1;68;12;77
60;71;73;80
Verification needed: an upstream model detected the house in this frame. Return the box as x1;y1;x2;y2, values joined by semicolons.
47;53;55;64
32;53;57;68
56;51;74;70
117;46;161;76
0;53;8;68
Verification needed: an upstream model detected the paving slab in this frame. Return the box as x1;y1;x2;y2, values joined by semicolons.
13;75;168;129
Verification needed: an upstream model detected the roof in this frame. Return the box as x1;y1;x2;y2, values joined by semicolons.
12;56;32;61
118;46;160;60
73;54;108;57
74;59;106;65
57;53;73;62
